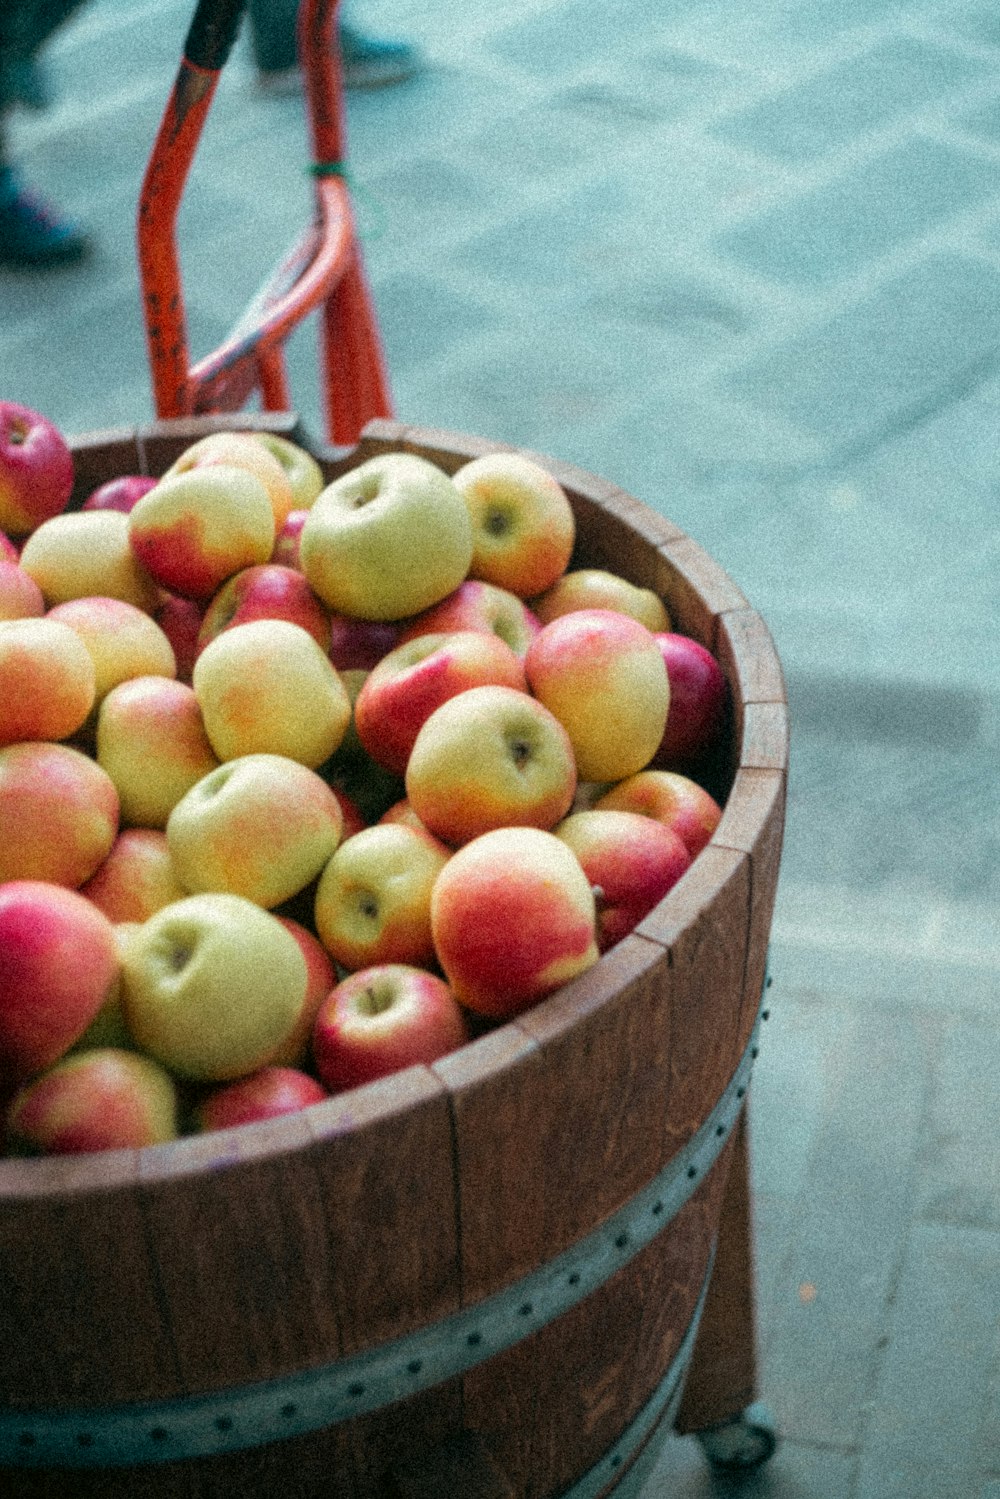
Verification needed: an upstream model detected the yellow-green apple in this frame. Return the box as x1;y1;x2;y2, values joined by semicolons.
0;400;74;539
525;608;669;783
554;808;692;952
155;592;205;684
83;474;157;514
47;596;176;707
0;742;119;886
194;1064;327;1132
594;770;722;859
313;821;449;972
354;630;527;776
197;563;331;657
653;633;728;771
127;465;275;601
328;612;400;671
0;879;121;1086
405;685;577;847
271;508;308;570
250;432;324;511
193;618;351;767
300;453;474;621
270;915;336;1067
6;1048;179;1154
532;568;671;633
0;560;44;620
429;826;599;1017
121;892;308;1082
20;509;160;611
163;430;296;531
312;963;469;1090
96;676;220;829
80;828;187;924
0;616;96;744
451;452;575;599
397;578;542;658
166;753;344;909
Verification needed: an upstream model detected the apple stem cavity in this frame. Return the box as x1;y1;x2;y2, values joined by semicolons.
485;507;511;537
358;982;394;1017
509;736;532;770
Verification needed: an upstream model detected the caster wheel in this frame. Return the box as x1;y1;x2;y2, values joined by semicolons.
695;1401;778;1472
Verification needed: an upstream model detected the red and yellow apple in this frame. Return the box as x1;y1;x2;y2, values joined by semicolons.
0;741;119;887
554;808;692;951
79;828;187;924
314;821;449;972
96;675;220;829
525;608;669;783
194;1065;328;1132
0;616;96;745
451;452;575;599
532;568;671;633
197;563;331;657
127;465;275;601
405;684;577;847
430;826;599;1017
594;769;722;859
82;474;157;514
20;509;160;611
312;964;469;1091
397;578;542;658
0;880;121;1086
6;1048;179;1154
250;431;324;511
0;559;44;620
47;595;176;705
163;430;296;531
0;400;74;539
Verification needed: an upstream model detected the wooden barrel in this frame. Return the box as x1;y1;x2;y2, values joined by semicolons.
0;416;788;1499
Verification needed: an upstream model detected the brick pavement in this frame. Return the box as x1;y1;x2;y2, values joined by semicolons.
1;0;999;1493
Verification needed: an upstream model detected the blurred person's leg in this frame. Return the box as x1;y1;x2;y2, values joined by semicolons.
247;0;420;93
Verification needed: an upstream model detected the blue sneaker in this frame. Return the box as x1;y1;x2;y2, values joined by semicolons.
0;171;91;269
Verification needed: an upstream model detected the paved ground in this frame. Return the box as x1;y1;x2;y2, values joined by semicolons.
2;0;999;1493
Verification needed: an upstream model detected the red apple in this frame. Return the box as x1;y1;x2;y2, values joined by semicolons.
654;633;728;770
312;964;470;1091
271;915;337;1067
0;741;119;887
594;770;722;859
6;1048;179;1154
154;592;206;684
554;809;692;951
194;1066;328;1131
82;475;158;514
197;563;331;658
397;579;543;658
0;880;121;1086
354;630;528;776
0;401;74;539
328;612;400;671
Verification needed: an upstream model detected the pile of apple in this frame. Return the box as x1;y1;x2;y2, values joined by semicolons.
0;399;729;1156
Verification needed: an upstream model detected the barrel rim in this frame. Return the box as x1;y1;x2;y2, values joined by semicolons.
0;416;788;1203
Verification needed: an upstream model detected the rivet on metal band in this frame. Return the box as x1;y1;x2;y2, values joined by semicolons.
0;986;768;1469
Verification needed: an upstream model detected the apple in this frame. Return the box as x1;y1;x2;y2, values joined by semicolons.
405;684;577;847
0;559;44;620
313;821;450;972
96;675;220;829
250;431;325;511
73;925;138;1051
127;464;275;601
0;531;20;562
396;579;542;658
79;828;187;924
194;1065;328;1132
0;880;121;1086
532;568;671;633
163;430;296;531
6;1048;180;1154
0;400;74;539
525;608;669;784
354;630;527;776
328;611;400;671
312;964;469;1091
120;892;309;1082
594;770;722;859
332;786;367;840
653;633;729;771
0;741;119;887
554;808;692;951
430;826;599;1018
451;452;575;599
154;592;205;684
378;797;437;839
272;507;309;569
299;453;474;621
197;563;331;657
0;616;96;745
47;596;176;705
270;915;337;1067
193;618;352;768
166;753;344;909
83;474;158;514
19;509;160;611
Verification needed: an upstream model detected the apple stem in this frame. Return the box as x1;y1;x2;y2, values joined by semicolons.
357;983;393;1017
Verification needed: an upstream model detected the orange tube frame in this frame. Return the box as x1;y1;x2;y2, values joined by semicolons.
137;0;393;446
